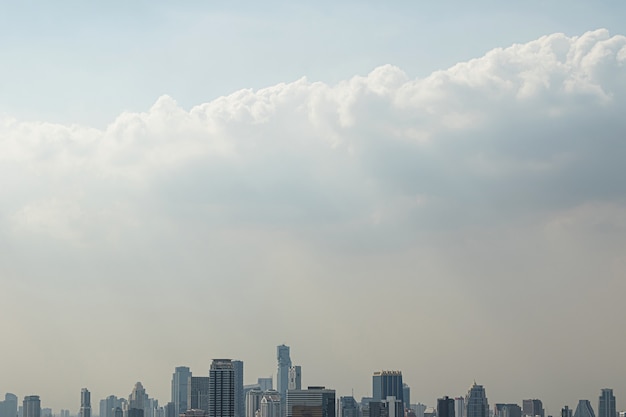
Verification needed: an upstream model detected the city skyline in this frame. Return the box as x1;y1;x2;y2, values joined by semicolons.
1;2;626;416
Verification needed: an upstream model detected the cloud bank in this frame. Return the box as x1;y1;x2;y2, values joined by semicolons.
1;29;626;412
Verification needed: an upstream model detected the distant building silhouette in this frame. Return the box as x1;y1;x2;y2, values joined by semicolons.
438;397;455;417
277;345;292;417
598;389;616;417
573;401;595;417
0;394;18;417
233;361;245;417
22;397;40;417
209;359;235;417
523;400;544;417
562;406;573;417
190;377;210;413
465;383;488;417
372;371;403;405
340;397;358;417
286;387;335;417
288;367;302;391
172;367;192;415
402;385;410;411
81;389;92;417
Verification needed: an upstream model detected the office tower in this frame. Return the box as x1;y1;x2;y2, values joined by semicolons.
277;346;292;400
383;397;403;417
340;397;358;417
465;383;489;417
411;404;426;417
1;394;18;417
233;361;245;417
165;403;176;417
562;407;573;417
455;399;465;417
523;401;544;417
598;389;616;417
288;367;302;391
372;371;403;405
22;397;40;417
495;404;522;417
246;389;264;417
101;395;123;417
259;379;273;392
182;411;209;417
81;389;92;417
190;377;210;413
402;385;410;411
573;401;595;417
209;359;235;417
172;367;192;415
286;387;335;417
438;397;455;417
114;408;123;417
260;393;281;417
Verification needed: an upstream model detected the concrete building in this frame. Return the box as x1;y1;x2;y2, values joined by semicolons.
260;393;281;417
288;367;302;391
523;401;544;417
438;397;455;417
1;394;18;417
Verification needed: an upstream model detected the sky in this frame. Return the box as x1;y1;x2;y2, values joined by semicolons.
1;1;626;415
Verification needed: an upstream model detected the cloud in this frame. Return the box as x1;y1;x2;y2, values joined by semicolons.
1;29;626;411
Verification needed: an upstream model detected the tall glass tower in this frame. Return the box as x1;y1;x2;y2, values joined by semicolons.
465;383;489;417
80;389;91;417
172;367;192;415
277;345;292;400
372;371;404;405
598;390;616;417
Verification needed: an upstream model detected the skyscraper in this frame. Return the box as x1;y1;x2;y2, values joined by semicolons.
233;361;245;417
562;407;573;417
81;389;92;417
573;401;595;417
288;367;302;391
1;394;18;417
246;389;264;417
277;345;292;401
340;397;358;417
523;400;544;417
286;387;335;417
455;398;465;417
402;385;410;412
209;359;235;417
598;389;616;417
190;377;210;413
172;367;192;415
438;397;455;417
260;393;281;417
465;383;488;417
372;371;403;405
22;397;40;417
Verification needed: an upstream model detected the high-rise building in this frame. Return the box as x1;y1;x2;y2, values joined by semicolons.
246;389;264;417
496;405;521;417
573;401;595;417
81;389;92;417
288;367;302;391
402;385;410;411
562;407;573;417
598;389;616;417
286;387;335;417
209;359;235;417
277;346;292;401
340;397;358;417
438;397;455;417
190;377;210;413
1;394;18;417
372;371;403;405
277;345;292;417
100;395;125;417
260;393;281;417
465;383;488;417
22;397;40;417
233;361;245;417
455;398;465;417
523;400;544;417
258;379;273;392
172;367;192;415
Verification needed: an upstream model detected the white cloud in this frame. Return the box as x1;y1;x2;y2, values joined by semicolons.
1;29;626;411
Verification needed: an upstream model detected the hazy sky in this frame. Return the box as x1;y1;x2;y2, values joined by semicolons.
1;1;626;415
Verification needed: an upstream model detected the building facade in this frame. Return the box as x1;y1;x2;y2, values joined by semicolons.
372;372;403;406
286;387;335;417
465;383;488;417
172;367;192;415
598;389;616;417
209;359;235;417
